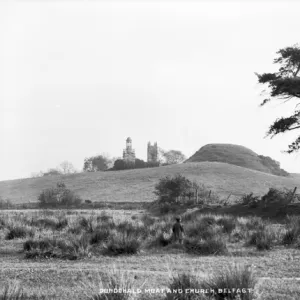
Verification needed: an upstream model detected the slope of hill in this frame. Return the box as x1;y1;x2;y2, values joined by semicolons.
0;162;299;204
185;144;289;176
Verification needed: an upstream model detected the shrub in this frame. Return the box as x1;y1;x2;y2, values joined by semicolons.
116;221;147;239
0;282;46;300
154;174;193;203
185;223;216;240
243;217;266;231
103;234;141;256
80;269;135;300
206;264;257;300
0;218;6;229
69;235;92;258
166;273;207;300
30;217;68;231
282;216;300;245
141;215;156;227
158;203;181;215
184;237;228;255
56;218;68;230
150;232;173;248
258;155;289;177
0;282;24;300
185;216;221;240
241;193;260;207
261;187;299;206
23;237;79;260
97;212;112;223
0;198;13;209
217;217;236;234
246;228;275;250
38;182;82;208
90;229;110;245
79;216;97;233
6;227;33;240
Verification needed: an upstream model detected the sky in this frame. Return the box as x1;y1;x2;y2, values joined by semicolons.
1;0;300;181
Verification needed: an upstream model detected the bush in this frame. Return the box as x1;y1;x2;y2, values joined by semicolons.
150;232;173;248
282;216;300;245
0;198;13;209
30;218;68;231
103;234;140;256
166;273;207;300
184;237;228;255
206;264;257;300
0;282;46;300
241;193;260;208
23;237;81;260
97;212;112;223
261;187;299;206
217;217;236;234
185;223;216;240
38;182;82;208
158;203;181;215
243;217;266;231
154;174;193;203
258;155;289;177
79;216;97;233
246;228;275;251
80;269;135;300
0;282;25;300
141;215;156;227
6;227;33;240
90;229;110;245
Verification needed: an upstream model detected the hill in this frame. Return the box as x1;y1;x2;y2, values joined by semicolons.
185;144;289;176
0;162;299;204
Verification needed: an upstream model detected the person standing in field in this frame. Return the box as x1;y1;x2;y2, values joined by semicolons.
172;217;184;244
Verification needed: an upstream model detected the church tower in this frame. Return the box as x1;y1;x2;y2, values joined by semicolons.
123;137;136;162
147;141;158;164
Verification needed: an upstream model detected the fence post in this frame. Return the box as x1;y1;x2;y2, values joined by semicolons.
288;187;298;204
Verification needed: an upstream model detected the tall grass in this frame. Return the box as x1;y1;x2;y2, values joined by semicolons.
206;264;257;300
81;269;139;300
166;263;256;300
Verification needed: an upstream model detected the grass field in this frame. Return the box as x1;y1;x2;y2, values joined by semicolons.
0;209;300;300
0;162;300;204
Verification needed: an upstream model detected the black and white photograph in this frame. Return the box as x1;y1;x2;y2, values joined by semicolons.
0;0;300;299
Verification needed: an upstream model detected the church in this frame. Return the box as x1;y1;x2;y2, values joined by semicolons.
122;137;158;164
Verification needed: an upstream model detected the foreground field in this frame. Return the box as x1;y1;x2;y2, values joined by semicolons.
0;209;300;299
1;162;300;204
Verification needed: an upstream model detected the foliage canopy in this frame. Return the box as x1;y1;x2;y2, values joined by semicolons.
256;44;300;153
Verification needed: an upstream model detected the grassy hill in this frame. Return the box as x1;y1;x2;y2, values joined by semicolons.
0;162;299;204
186;144;289;176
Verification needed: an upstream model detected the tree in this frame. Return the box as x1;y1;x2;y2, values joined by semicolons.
135;158;147;169
162;150;186;165
113;159;126;170
154;174;193;202
256;44;300;153
43;168;62;176
83;154;111;172
38;182;82;208
59;161;76;174
30;171;44;178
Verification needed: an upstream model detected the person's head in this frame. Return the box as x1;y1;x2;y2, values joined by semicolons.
175;217;181;222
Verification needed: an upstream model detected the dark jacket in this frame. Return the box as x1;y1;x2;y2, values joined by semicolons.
172;222;184;237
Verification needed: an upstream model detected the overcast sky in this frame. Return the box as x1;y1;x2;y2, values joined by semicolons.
1;0;300;181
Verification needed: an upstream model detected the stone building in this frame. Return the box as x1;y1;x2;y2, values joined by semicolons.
147;141;158;164
123;137;136;162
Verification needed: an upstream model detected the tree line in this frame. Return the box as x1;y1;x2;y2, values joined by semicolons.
31;148;186;177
